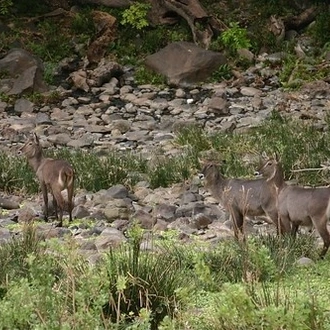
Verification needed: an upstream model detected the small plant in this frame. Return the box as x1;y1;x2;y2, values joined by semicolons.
0;92;16;103
27;20;72;62
220;22;251;54
103;227;193;329
0;151;38;193
134;66;166;85
0;0;13;15
0;223;42;285
209;64;233;82
43;62;57;85
71;11;95;35
175;124;211;152
121;3;151;30
310;8;330;47
148;155;193;188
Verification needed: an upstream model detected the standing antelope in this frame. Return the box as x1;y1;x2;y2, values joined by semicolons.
258;156;330;258
199;160;290;239
18;133;75;227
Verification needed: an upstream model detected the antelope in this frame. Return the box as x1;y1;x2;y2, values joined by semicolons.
258;156;330;258
199;160;290;239
18;133;75;227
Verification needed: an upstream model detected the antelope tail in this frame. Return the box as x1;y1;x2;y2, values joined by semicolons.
59;167;75;188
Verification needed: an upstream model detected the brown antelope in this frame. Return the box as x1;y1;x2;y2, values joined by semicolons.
258;156;330;258
18;133;75;227
199;160;290;239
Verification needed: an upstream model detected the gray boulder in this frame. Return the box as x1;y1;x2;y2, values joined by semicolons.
145;41;227;86
0;48;48;95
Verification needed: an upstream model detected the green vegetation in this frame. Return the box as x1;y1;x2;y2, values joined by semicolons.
121;2;151;30
2;112;330;194
309;6;330;47
1;222;330;329
1;2;330;329
279;55;330;89
134;66;167;86
0;0;328;85
219;22;252;54
209;64;233;82
0;0;12;16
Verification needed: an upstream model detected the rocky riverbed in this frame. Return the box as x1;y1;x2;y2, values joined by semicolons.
1;58;330;262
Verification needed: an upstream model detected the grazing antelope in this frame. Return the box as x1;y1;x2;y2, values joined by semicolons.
258;156;330;258
199;160;290;239
18;133;75;227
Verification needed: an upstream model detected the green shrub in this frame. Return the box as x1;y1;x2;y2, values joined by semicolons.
134;66;166;85
27;20;72;62
0;0;12;16
0;223;42;286
71;10;95;36
209;64;233;82
310;8;330;47
0;151;38;193
121;3;151;30
148;155;193;188
0;234;111;329
102;225;193;329
220;22;251;54
258;232;319;269
201;238;277;284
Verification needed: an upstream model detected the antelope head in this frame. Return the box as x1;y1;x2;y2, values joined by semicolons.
18;133;42;159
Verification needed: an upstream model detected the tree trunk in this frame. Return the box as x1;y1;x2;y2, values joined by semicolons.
284;6;320;30
148;0;225;49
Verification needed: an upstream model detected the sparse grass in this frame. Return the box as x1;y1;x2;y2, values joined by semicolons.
134;65;167;86
175;111;330;185
2;112;330;194
209;64;233;82
279;55;330;89
309;7;330;48
0;223;42;285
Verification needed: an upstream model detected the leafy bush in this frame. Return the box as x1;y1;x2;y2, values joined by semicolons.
200;238;277;284
121;3;151;30
0;151;38;193
310;8;330;47
27;20;72;62
209;64;233;82
0;234;111;329
0;223;42;286
148;155;194;188
0;0;12;15
220;22;252;54
190;280;330;330
102;225;193;329
134;66;166;85
1;225;330;329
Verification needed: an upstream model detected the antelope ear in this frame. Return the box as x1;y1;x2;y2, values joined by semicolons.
261;151;268;160
33;133;39;144
273;151;280;162
198;157;206;166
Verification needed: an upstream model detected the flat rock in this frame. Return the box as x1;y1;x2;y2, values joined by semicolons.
0;197;20;210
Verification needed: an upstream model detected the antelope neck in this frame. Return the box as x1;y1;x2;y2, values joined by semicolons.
27;152;43;172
